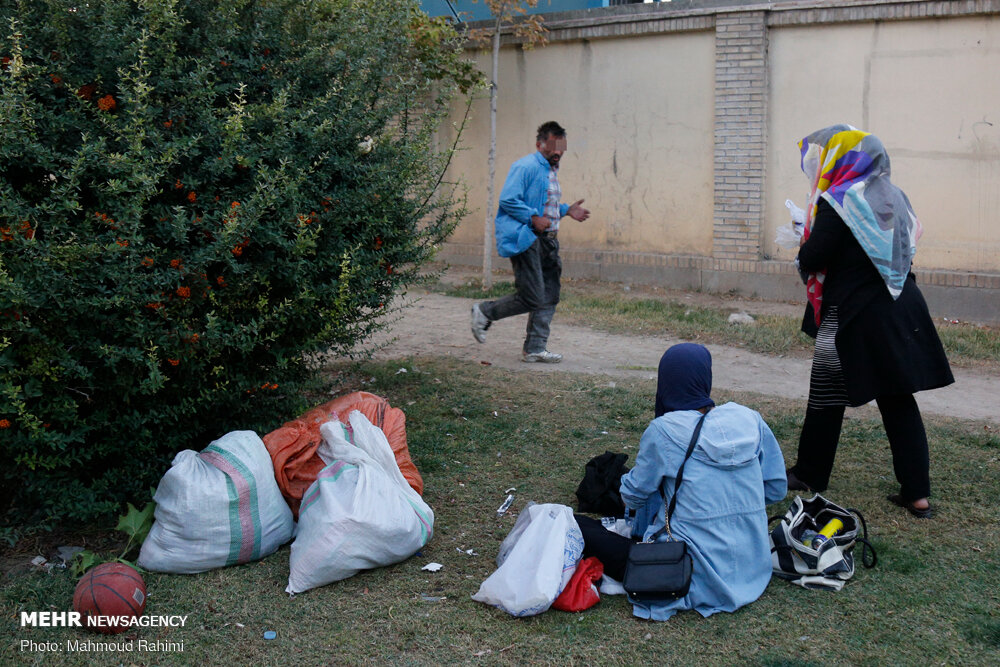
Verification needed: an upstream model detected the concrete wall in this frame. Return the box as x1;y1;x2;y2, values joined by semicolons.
438;0;1000;323
444;31;716;256
766;14;1000;274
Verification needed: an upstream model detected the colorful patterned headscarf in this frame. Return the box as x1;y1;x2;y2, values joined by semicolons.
798;125;922;324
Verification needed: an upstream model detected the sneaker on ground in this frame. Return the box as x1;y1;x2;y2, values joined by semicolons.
522;350;563;363
470;303;490;344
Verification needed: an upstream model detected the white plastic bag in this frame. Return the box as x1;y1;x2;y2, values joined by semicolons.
471;503;584;617
775;223;802;249
286;411;434;594
785;198;806;225
775;199;806;249
138;431;294;574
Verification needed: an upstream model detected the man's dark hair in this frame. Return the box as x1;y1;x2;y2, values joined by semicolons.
536;121;566;142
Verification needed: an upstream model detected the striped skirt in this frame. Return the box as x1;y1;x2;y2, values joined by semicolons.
807;306;850;409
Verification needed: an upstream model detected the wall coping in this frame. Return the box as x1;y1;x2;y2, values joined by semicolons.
460;0;1000;45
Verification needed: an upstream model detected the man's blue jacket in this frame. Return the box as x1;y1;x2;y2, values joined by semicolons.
494;152;569;258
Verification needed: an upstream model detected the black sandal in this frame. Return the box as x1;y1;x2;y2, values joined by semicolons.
887;494;933;519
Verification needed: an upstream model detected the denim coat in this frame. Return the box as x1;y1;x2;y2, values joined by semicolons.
620;403;787;621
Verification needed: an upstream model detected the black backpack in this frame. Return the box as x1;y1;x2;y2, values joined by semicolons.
575;451;630;517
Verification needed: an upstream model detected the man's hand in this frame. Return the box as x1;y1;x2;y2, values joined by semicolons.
531;215;549;232
567;199;590;222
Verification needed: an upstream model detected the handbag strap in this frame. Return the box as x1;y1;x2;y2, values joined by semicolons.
650;410;708;542
846;506;878;568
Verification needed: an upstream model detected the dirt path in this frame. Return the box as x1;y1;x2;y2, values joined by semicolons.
367;290;999;424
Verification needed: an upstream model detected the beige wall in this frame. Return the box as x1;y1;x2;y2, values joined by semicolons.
766;16;1000;272
446;31;716;256
443;2;1000;281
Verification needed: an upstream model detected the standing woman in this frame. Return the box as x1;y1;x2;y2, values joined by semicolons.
785;125;954;518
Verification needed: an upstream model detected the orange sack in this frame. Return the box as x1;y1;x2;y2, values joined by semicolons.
263;391;424;519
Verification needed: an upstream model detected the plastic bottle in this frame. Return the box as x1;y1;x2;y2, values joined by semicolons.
800;529;819;547
810;518;844;549
819;518;844;539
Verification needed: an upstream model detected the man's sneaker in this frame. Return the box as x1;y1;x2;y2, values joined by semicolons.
522;350;563;363
470;303;490;343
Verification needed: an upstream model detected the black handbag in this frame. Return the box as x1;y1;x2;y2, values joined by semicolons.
622;411;707;603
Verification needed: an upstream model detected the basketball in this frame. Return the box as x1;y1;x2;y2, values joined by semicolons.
72;562;147;634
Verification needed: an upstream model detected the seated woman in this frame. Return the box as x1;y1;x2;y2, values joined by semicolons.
576;343;787;621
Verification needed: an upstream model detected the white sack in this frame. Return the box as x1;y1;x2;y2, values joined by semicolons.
138;431;294;574
471;503;583;617
286;410;434;594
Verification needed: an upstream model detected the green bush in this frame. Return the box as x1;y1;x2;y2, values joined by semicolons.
0;0;478;526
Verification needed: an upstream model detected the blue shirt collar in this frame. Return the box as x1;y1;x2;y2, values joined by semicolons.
533;151;556;171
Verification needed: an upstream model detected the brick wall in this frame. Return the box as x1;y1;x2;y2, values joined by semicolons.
712;11;768;260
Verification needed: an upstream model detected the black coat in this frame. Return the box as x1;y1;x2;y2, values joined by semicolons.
798;199;954;406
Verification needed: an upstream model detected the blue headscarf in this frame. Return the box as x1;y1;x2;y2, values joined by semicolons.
654;343;715;417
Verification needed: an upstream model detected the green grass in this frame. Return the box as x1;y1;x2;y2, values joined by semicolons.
3;357;998;665
562;293;815;357
937;323;1000;367
435;277;1000;369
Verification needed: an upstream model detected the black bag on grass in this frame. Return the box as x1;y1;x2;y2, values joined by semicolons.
575;451;630;517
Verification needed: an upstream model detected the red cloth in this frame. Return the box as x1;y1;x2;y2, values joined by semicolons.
552;557;604;612
263;392;424;519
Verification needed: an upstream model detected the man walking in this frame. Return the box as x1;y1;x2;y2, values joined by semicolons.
471;121;590;362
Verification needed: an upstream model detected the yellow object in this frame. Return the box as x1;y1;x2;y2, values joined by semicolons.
819;518;844;539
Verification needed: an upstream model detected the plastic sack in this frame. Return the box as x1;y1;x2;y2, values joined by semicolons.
286;410;434;594
775;223;803;249
785;198;806;224
263;391;424;518
775;199;806;249
138;431;295;574
471;503;584;617
552;557;604;612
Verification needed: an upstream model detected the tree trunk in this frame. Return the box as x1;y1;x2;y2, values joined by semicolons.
482;20;501;290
